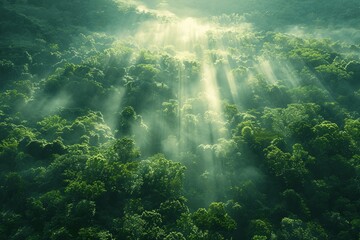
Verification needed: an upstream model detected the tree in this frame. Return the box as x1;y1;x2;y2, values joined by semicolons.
0;90;27;114
50;227;73;240
164;232;186;240
0;59;16;82
265;143;312;188
37;115;67;140
158;198;189;224
122;213;146;239
122;210;166;240
84;154;110;183
65;180;106;201
248;219;272;240
310;120;353;158
315;63;351;92
67;200;96;229
281;189;310;219
62;122;87;145
289;47;330;68
279;218;317;240
118;106;137;135
0;211;23;240
345;118;360;144
77;227;113;240
112;138;140;163
137;154;186;203
262;103;320;138
192;202;236;236
2;172;26;210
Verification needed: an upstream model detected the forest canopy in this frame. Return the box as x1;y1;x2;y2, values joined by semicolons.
0;0;360;239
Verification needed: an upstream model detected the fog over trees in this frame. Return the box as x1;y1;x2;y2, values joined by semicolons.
0;0;360;239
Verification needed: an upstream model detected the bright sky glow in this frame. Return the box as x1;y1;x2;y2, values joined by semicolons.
133;17;212;53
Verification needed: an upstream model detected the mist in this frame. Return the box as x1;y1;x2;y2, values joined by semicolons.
1;0;360;239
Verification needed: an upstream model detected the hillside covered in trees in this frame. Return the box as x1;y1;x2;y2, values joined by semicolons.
1;0;360;239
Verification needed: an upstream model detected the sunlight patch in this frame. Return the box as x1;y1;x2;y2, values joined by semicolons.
132;17;212;54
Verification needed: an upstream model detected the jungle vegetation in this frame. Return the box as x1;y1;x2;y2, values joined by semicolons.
0;0;360;239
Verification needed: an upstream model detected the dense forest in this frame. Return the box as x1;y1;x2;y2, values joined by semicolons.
1;0;360;239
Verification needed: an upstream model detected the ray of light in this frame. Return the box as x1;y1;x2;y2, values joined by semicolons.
201;62;223;113
120;9;259;205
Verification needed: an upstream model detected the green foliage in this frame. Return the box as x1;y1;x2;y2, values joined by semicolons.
138;154;186;202
0;59;16;82
37;115;67;139
262;103;321;138
281;189;310;219
159;199;189;223
345;118;360;142
65;180;106;201
265;143;313;188
113;138;140;163
289;47;330;67
50;227;73;240
1;1;360;239
117;106;137;135
164;232;186;240
310;120;353;159
248;219;272;239
192;202;236;234
78;227;113;240
279;218;328;240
